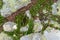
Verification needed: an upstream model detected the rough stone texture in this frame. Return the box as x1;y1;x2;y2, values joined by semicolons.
3;21;17;32
6;0;37;21
0;32;13;40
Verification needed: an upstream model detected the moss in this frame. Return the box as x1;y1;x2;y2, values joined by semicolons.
0;0;3;9
0;15;5;26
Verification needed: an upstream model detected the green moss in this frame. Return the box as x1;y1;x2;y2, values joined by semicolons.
26;19;34;34
0;0;3;9
0;15;5;26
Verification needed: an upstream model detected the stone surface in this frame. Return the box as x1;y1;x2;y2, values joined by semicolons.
20;34;32;40
3;21;17;32
20;25;29;32
0;32;13;40
44;29;60;40
33;18;43;32
52;3;57;15
20;33;46;40
0;0;31;17
25;10;31;19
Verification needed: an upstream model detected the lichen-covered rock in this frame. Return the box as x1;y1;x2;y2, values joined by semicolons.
49;20;60;28
33;18;43;32
0;32;13;40
25;10;31;19
20;34;32;40
44;29;60;40
51;0;60;15
20;33;46;40
0;0;31;17
3;21;17;32
32;33;41;40
20;26;29;32
57;0;60;15
52;3;58;15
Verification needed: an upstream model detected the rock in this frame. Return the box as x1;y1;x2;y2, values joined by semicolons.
33;18;43;32
0;32;13;40
25;10;31;19
44;29;60;40
52;3;58;15
3;21;17;32
20;34;32;40
0;0;31;17
56;0;60;15
32;33;41;40
0;7;12;17
20;33;46;40
20;25;29;32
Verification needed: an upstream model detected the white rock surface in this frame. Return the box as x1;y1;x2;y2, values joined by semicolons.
56;0;60;15
3;21;17;32
33;18;43;32
20;36;30;40
0;7;12;17
51;0;60;15
20;27;28;32
20;34;32;40
25;10;31;19
20;25;29;32
0;32;13;40
20;33;46;40
0;0;31;17
44;29;60;40
32;33;41;40
52;3;58;15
